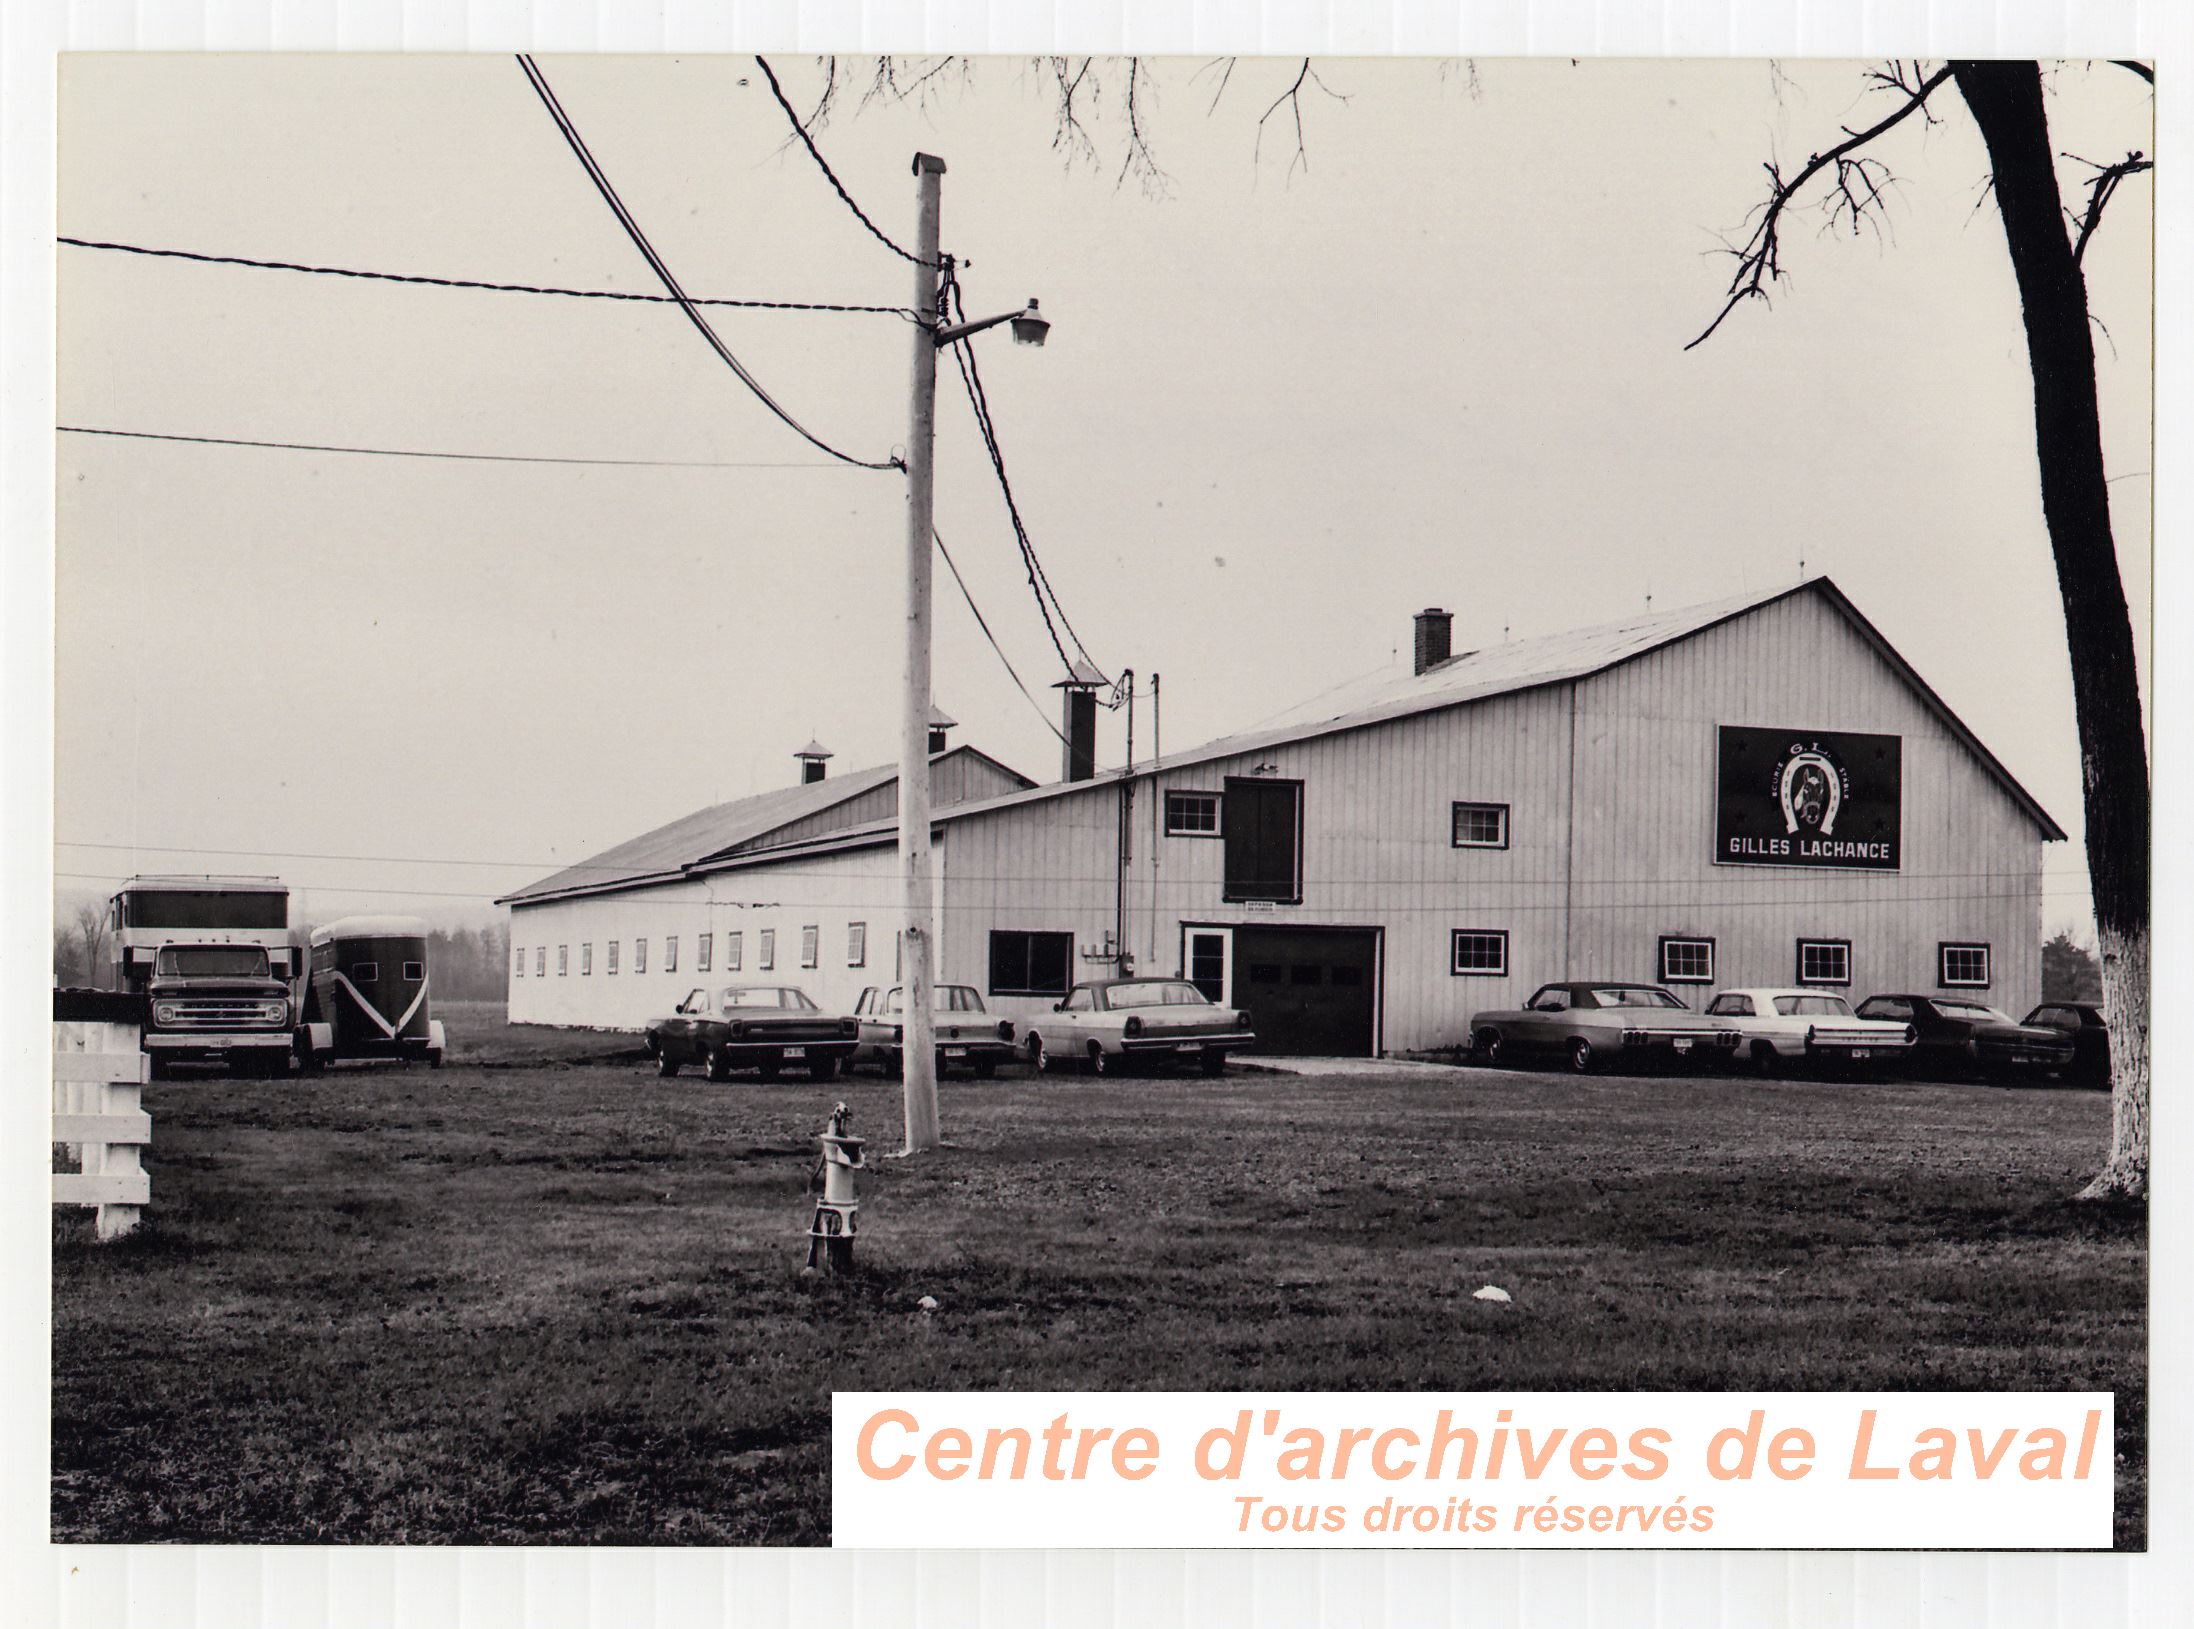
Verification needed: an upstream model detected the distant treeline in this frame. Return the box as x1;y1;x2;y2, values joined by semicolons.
52;914;511;1001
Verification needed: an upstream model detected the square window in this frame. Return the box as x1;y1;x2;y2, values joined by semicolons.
988;930;1075;996
1165;790;1223;837
403;961;424;982
1797;939;1851;986
698;933;713;973
759;929;775;971
848;922;867;967
633;937;647;975
664;936;678;974
1939;943;1992;988
607;941;619;975
581;943;592;976
1450;802;1511;850
1659;937;1715;984
1450;929;1509;976
725;931;742;972
352;962;380;984
801;926;820;969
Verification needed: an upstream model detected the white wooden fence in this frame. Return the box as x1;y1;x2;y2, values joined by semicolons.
53;1016;151;1241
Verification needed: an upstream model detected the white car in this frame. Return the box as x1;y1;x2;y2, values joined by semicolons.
1701;987;1916;1076
1021;978;1255;1077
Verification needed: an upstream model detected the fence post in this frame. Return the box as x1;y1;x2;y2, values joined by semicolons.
53;990;151;1241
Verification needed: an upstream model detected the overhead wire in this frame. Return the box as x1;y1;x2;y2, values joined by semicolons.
753;56;940;269
933;526;1071;747
59;424;846;469
515;54;903;472
57;236;918;319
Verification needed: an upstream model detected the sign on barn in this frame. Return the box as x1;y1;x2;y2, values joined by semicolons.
1714;725;1904;871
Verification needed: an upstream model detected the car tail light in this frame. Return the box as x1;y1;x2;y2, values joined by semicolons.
891;1025;903;1043
1904;1025;1917;1045
1124;1016;1143;1037
841;1018;857;1037
1236;1009;1252;1032
997;1019;1014;1041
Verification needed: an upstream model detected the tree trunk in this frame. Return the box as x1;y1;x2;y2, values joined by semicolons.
1950;61;2149;1198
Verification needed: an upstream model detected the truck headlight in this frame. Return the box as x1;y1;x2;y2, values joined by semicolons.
153;1002;180;1025
260;1000;289;1023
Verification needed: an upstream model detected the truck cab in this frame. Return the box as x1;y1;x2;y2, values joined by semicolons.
141;943;296;1077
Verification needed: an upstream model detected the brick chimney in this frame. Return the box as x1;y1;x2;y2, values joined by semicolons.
1413;608;1453;675
1053;661;1106;783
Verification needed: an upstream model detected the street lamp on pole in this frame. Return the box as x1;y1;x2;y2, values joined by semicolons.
898;152;1049;1156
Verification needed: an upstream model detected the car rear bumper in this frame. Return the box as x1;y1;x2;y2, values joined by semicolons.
1119;1030;1255;1054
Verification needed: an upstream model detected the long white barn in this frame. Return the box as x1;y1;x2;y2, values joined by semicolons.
500;578;2063;1055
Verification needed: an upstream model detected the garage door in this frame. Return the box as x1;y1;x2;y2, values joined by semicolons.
1228;925;1379;1056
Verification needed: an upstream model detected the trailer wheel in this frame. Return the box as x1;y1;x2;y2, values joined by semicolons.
428;1048;444;1070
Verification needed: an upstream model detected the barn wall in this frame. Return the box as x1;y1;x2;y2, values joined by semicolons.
507;844;915;1029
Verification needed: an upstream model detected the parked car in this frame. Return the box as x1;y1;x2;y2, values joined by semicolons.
1700;987;1917;1076
851;983;1018;1078
1851;993;2075;1084
644;984;858;1081
1469;982;1742;1074
1020;978;1255;1076
2021;1001;2111;1088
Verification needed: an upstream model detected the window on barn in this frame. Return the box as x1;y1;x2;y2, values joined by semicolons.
759;929;775;971
848;922;867;967
1796;939;1851;986
1222;776;1302;903
698;933;712;973
664;937;677;974
1166;790;1222;837
515;947;525;978
1449;930;1509;976
606;941;619;975
725;931;742;972
1658;937;1714;984
581;944;592;976
557;947;568;977
801;926;820;969
989;930;1074;996
535;947;545;978
1450;802;1510;849
633;937;647;975
1939;943;1992;988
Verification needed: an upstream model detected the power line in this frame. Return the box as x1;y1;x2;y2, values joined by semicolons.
59;424;847;470
753;56;938;269
516;55;903;474
948;279;1105;682
933;526;1070;747
57;236;917;320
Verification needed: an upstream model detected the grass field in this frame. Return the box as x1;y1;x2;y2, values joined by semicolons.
53;1000;2146;1546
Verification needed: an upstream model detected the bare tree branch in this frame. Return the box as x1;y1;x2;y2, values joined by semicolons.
2064;149;2152;266
1254;59;1349;180
1189;56;1237;117
1687;61;1955;350
1044;55;1100;170
1114;59;1169;197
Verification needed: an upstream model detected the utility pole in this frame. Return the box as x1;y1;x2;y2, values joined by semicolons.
899;152;946;1155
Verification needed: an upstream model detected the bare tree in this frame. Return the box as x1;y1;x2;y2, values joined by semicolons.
1691;58;2151;1199
67;900;110;988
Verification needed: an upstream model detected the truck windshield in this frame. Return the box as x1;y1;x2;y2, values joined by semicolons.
125;891;286;929
155;947;272;978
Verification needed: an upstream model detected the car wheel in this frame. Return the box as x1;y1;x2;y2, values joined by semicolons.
1200;1048;1226;1077
1027;1035;1051;1075
1087;1043;1110;1077
809;1056;838;1081
656;1051;680;1079
1568;1038;1594;1075
1476;1027;1504;1068
705;1046;732;1083
1751;1041;1778;1078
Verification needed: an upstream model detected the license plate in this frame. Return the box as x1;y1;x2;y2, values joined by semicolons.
1850;1049;1871;1060
1673;1039;1693;1053
1176;1042;1201;1054
784;1047;806;1059
943;1047;966;1058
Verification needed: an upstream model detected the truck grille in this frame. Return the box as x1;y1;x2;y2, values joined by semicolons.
160;1001;283;1030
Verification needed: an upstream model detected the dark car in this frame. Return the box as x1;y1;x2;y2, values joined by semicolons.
1853;993;2076;1084
1469;981;1741;1074
645;984;858;1081
2023;1001;2111;1088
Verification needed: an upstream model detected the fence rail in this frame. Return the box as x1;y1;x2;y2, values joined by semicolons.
54;1007;151;1241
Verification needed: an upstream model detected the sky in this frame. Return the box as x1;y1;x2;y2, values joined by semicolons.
49;53;2154;940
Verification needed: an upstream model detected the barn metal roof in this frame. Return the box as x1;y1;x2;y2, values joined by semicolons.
498;745;1033;906
724;578;2064;854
